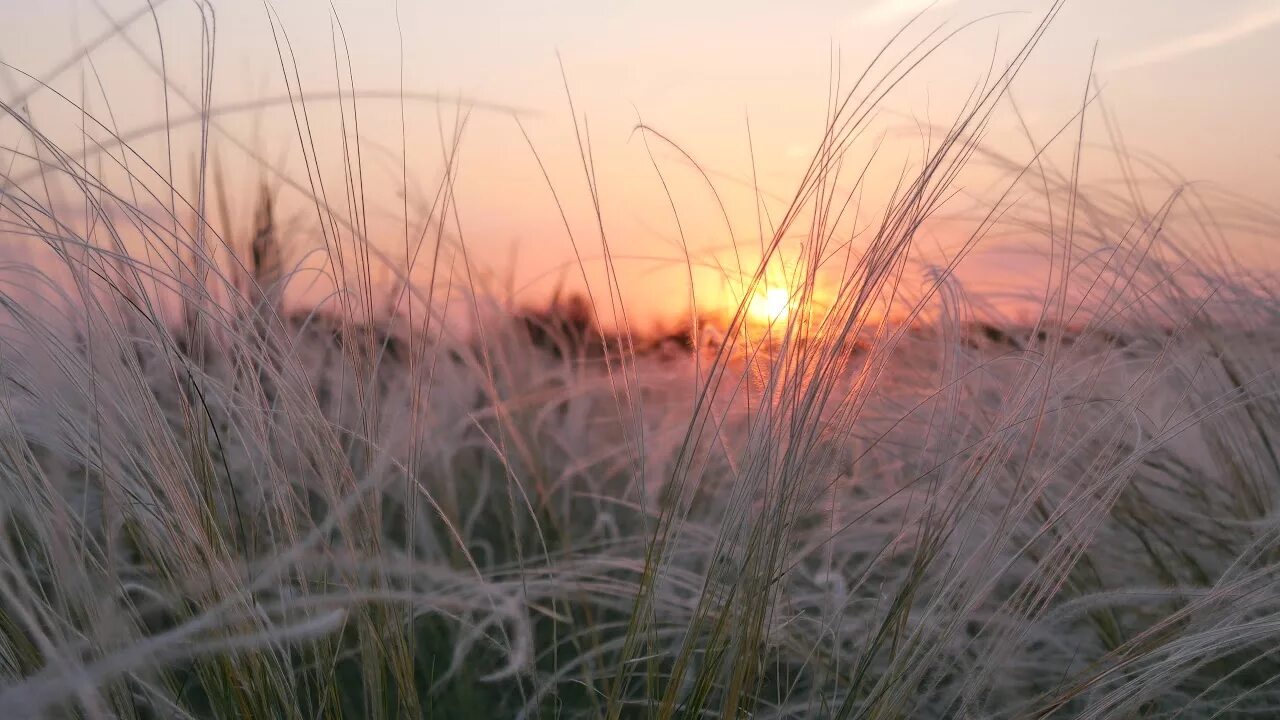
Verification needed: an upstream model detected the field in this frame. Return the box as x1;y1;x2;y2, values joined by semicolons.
1;3;1279;718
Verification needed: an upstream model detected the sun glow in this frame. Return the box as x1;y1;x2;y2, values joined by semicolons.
749;287;792;324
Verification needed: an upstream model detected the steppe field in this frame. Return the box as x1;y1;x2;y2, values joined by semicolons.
1;1;1278;717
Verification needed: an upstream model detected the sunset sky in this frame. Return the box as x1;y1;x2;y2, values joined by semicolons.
3;0;1277;324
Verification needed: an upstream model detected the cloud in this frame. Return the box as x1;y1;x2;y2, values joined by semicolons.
854;0;963;27
1109;4;1280;72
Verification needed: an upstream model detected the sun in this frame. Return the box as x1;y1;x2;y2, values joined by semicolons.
749;287;791;324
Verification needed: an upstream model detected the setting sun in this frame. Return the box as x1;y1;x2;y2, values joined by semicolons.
750;287;792;324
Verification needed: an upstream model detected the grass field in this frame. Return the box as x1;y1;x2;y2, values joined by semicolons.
1;2;1279;717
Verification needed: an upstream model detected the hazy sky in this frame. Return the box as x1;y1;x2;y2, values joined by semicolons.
2;0;1277;323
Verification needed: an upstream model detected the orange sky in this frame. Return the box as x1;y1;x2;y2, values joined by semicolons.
2;0;1277;327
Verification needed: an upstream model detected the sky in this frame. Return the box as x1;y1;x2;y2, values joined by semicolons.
2;0;1277;326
